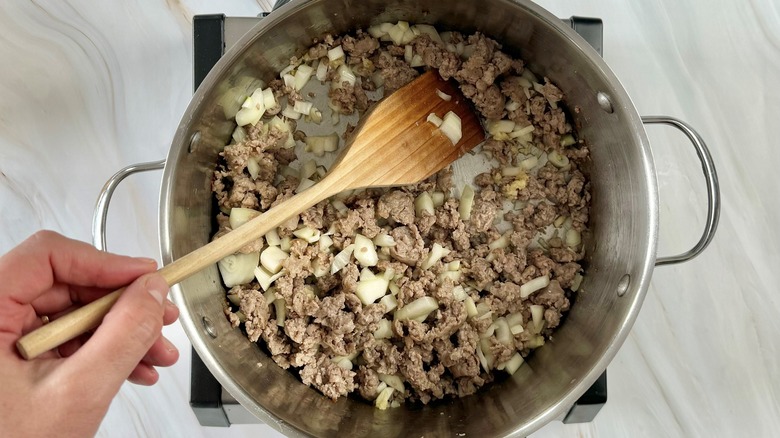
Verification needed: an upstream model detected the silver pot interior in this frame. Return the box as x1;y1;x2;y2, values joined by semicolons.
161;0;658;436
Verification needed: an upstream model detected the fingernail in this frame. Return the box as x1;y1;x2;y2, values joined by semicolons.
148;288;165;304
165;298;178;311
163;337;177;353
138;257;158;266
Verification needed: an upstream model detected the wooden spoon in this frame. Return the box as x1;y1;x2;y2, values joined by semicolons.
16;70;485;360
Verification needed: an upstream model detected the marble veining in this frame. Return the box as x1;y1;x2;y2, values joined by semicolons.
1;0;778;437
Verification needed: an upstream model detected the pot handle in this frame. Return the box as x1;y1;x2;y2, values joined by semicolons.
642;116;721;266
92;159;166;251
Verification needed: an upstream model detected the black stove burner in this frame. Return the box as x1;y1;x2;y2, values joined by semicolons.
189;13;606;427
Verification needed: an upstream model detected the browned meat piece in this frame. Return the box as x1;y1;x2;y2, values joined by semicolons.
300;354;357;400
377;190;415;225
342;31;380;58
356;366;381;401
412;35;461;79
376;51;419;91
553;262;581;288
389;225;425;266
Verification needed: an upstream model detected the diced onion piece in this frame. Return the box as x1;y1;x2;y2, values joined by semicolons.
367;25;386;38
505;100;521;112
282;73;295;89
335;357;353;370
304;133;339;157
264;228;281;246
510;124;534;139
438;270;460;284
356;277;389;304
279;64;295;78
293;226;321;243
331;244;355;274
427;192;444;208
316;60;328;82
494;317;513;346
373;319;393;339
459;185;475;220
319;234;334;251
267;115;289;133
371;71;385;88
565;229;582;248
293;64;314;90
373;233;396;247
548;150;570;168
232;126;247;143
502;353;525;375
293;100;313;115
413;24;442;43
282;104;301;120
354;233;379;267
410;54;424;68
561;134;577;147
447;260;461;271
404;45;413;64
327;45;345;61
229;207;260;229
487;119;515;135
507;312;524;329
387;21;408;45
246;157;261;179
489;232;511;250
379;22;394;34
400;27;416;45
381;268;395;281
375;386;394;410
296;178;316;193
478;338;494;371
452;285;468;301
312;258;329;278
379;374;405;393
274;298;287;327
476;341;489;371
465;296;478;317
520;156;538;170
262;87;276;109
331;199;348;214
388;281;400;296
235;99;263;126
380;294;398;313
310;107;323;124
415;191;434;217
260;246;289;274
571;273;584;292
530;304;545;333
254;266;286;291
360;267;375;281
422;243;450;270
395;296;438;322
218;252;260;288
300;159;317;180
426;113;443;128
501;167;523;177
520;275;550;298
336;64;357;87
439;111;462;145
263;287;277;305
280;236;292;252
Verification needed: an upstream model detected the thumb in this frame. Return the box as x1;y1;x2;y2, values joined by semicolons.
62;273;168;399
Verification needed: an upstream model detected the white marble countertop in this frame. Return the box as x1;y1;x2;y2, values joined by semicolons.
1;0;778;436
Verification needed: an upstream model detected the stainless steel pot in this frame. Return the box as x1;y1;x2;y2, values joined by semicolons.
93;0;720;436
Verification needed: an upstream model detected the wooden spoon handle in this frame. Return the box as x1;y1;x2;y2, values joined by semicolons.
16;178;338;360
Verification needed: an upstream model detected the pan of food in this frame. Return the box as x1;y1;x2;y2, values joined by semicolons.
91;0;720;436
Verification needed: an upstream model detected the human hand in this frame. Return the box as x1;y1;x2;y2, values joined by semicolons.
0;231;180;437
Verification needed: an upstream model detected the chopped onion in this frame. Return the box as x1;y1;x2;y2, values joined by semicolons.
282;104;301;120
439;111;462;145
375;386;394;410
229;207;260;229
232;126;247;143
431;191;445;208
371;71;385;88
263;287;277;305
246;157;261;179
410;54;424;67
379;374;405;393
501;166;523;177
336;64;357;87
235;97;264;126
507;312;524;329
218;252;260;288
380;294;398;313
426;113;443;128
293;64;314;90
264;228;281;246
356;277;389;304
501;353;525;375
415;191;434;217
459;185;475;220
295;178;315;193
373;318;393;339
260;246;288;274
452;285;468;301
331;244;355;274
282;73;295;89
327;45;345;61
254;266;286;291
505;100;521;112
571;273;584;292
548;150;570;168
354;233;379;267
561;134;577;147
438;270;460;284
478;338;494;371
395;296;438;322
510;124;534;139
520;156;538;170
319;234;334;251
413;24;442;44
404;45;413;64
312;257;329;278
293;226;321;243
373;233;396;247
316;60;329;82
447;260;461;271
530;304;545;333
335;357;353;370
520;275;550;298
299;159;317;180
388;281;400;296
465;296;478;317
487;119;515;135
293;100;313;115
310;107;323;124
360;267;375;281
280;236;292;252
274;298;287;327
422;242;450;269
304;133;339;157
488;232;511;250
262;87;276;109
494;317;513;346
367;25;386;38
388;21;409;45
565;228;582;248
331;199;348;214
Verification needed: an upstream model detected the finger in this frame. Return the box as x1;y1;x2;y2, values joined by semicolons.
57;332;92;358
59;273;168;400
0;230;158;305
127;362;159;386
163;299;179;326
142;335;179;368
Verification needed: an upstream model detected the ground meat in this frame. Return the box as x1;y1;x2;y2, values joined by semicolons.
214;24;591;409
